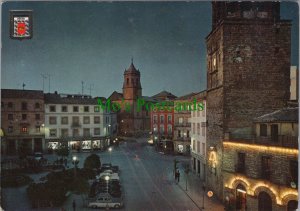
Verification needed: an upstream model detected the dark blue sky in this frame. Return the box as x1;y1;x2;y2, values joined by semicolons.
1;2;299;98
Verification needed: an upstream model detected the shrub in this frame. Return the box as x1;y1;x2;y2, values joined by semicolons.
1;174;33;188
84;154;101;170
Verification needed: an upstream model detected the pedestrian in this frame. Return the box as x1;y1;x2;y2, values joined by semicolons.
175;171;178;182
177;170;180;182
72;200;76;211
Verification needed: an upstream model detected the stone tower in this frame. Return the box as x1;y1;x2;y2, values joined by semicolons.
205;2;291;199
122;60;142;100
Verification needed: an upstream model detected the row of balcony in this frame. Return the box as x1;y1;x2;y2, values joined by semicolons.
227;133;298;149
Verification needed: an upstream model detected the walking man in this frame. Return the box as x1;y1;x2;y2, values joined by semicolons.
177;170;180;183
72;200;76;211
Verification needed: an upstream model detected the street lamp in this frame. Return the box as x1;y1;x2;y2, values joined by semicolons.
108;147;112;164
72;156;78;177
202;182;206;209
105;175;110;193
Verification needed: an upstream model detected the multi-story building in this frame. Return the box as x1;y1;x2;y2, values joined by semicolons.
190;91;206;180
1;89;45;155
173;93;196;154
205;1;291;199
223;107;298;211
109;61;151;136
150;91;177;151
44;92;115;151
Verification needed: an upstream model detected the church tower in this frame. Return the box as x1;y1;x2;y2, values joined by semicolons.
122;60;142;100
205;1;291;199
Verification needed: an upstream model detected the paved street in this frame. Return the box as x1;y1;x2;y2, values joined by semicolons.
2;138;224;211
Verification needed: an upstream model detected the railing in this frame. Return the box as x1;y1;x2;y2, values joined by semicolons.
226;133;298;149
174;123;191;127
255;135;298;149
71;122;81;127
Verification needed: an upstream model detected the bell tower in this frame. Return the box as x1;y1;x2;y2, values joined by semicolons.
122;59;142;100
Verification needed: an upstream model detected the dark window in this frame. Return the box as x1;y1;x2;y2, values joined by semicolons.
271;124;278;142
178;130;181;138
35;114;40;120
287;200;298;211
94;116;100;124
258;191;272;211
22;102;27;110
49;116;57;124
22;114;27;120
73;106;79;112
84;106;89;112
8;126;13;133
50;105;56;112
61;106;68;112
260;124;267;136
261;156;271;180
289;160;298;188
187;130;190;138
83;116;90;124
127;78;129;85
8;102;13;109
236;153;246;173
35;103;40;109
8;114;13;120
61;117;68;124
1;102;4;109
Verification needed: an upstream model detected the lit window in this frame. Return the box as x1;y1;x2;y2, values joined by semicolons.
94;106;100;112
21;127;28;133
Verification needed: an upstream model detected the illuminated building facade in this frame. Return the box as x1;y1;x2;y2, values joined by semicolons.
205;1;292;201
223;107;298;210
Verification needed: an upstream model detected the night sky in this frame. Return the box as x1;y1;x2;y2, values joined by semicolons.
1;2;299;98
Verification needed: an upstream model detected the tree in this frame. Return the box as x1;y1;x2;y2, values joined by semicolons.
84;154;101;170
56;144;69;159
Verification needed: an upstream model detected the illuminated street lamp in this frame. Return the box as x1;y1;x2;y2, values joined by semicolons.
105;175;110;193
108;147;112;164
72;156;78;177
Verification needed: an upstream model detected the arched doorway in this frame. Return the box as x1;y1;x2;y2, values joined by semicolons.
287;200;298;211
258;191;272;211
236;184;247;211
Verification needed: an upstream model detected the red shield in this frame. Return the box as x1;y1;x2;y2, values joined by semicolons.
17;22;26;35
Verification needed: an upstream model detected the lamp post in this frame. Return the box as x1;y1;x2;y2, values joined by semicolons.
72;156;78;178
202;182;206;210
108;147;112;164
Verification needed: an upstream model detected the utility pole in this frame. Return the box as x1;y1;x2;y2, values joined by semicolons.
81;81;84;95
47;74;52;93
41;74;47;92
87;84;94;96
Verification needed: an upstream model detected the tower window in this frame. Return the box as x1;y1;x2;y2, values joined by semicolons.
127;78;129;85
136;78;138;85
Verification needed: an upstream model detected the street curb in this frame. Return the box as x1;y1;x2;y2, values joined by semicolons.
176;183;202;211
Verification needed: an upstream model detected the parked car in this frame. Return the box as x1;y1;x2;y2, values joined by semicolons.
88;193;123;209
34;152;43;161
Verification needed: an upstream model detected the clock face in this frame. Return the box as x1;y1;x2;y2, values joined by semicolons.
227;45;252;63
